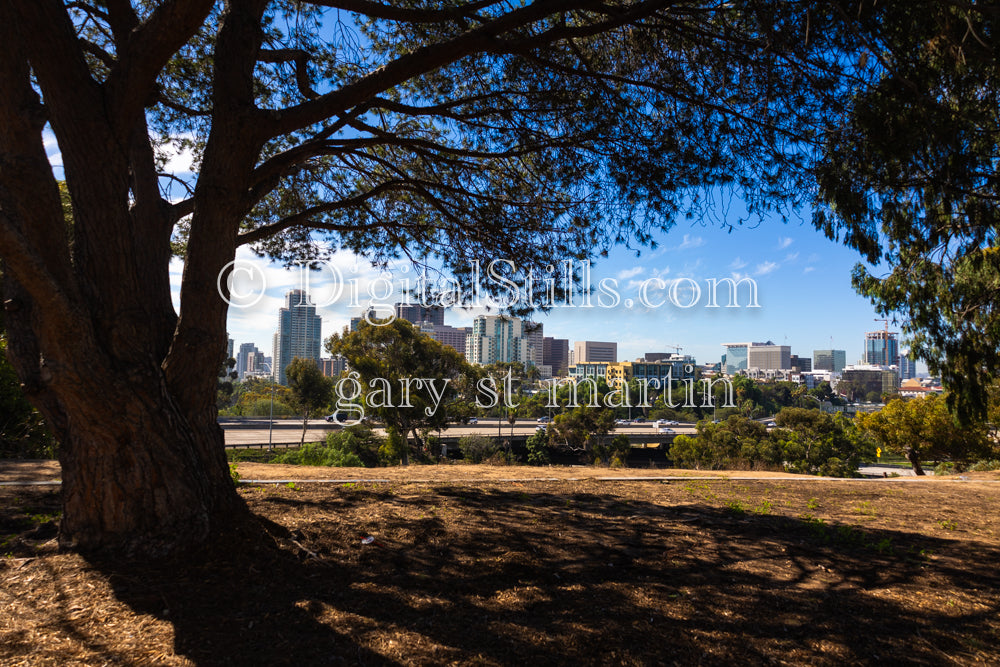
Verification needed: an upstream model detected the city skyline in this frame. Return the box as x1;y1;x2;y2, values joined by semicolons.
202;217;924;375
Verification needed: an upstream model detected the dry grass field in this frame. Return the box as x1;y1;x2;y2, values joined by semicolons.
2;462;999;665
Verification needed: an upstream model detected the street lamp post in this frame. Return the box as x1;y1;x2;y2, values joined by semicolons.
260;362;275;450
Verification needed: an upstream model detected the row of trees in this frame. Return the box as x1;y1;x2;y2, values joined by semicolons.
670;410;872;477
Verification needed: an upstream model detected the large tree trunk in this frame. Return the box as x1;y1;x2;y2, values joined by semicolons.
907;450;926;476
57;385;245;554
2;291;247;554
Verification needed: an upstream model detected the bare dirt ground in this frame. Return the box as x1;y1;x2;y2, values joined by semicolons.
2;462;1000;665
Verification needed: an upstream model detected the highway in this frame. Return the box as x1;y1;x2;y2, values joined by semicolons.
220;418;698;447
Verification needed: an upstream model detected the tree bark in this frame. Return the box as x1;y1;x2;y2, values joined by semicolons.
56;375;246;554
908;450;926;476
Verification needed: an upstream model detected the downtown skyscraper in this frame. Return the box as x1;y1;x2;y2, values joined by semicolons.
272;289;322;385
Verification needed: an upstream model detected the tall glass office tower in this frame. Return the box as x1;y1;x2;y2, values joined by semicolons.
272;289;322;385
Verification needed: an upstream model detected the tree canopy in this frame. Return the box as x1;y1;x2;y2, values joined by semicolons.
285;356;334;444
811;0;1000;423
326;319;474;462
855;394;994;475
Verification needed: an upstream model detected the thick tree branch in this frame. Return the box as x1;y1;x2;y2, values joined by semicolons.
261;0;633;138
107;0;215;131
237;180;412;245
303;0;502;24
258;48;319;99
155;90;212;117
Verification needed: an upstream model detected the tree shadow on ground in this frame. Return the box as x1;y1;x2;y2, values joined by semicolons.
78;485;1000;665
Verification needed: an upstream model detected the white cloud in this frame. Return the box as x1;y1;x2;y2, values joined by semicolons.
777;236;794;250
729;257;748;270
161;143;196;174
616;266;645;281
678;234;705;250
784;252;799;262
803;266;816;274
754;261;779;275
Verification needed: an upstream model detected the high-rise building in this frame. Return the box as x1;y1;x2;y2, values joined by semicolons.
865;329;899;367
790;355;812;373
543;337;570;376
813;349;847;373
236;342;262;379
465;315;528;365
272;289;323;385
573;340;617;364
748;344;790;371
226;337;234;361
722;343;749;375
899;350;918;380
722;341;789;375
841;364;899;399
523;322;544;365
319;356;349;377
395;302;445;326
421;323;470;356
244;351;271;377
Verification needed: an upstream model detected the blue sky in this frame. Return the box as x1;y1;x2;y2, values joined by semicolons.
44;130;909;372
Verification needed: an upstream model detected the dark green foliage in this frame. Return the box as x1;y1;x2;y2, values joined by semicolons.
812;1;1000;424
285;357;334;445
857;394;995;475
272;441;363;468
0;324;54;459
669;411;872;476
458;435;497;464
548;406;616;455
524;429;551;465
272;424;385;468
771;408;873;477
327;319;475;463
217;357;238;410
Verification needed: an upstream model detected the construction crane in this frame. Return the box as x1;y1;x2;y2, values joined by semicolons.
665;343;683;355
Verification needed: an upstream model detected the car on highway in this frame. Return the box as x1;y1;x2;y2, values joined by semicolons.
655;426;676;434
615;419;631;425
537;416;551;424
467;417;478;425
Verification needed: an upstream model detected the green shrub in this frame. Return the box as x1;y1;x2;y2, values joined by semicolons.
379;429;409;466
525;429;550;465
934;461;955;476
458;435;496;463
968;459;1000;472
272;438;364;467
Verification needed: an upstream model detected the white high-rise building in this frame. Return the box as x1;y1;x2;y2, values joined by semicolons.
465;315;529;365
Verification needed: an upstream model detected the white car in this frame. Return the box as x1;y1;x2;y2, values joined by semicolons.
615;419;631;425
468;417;479;425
